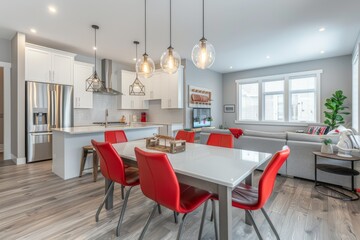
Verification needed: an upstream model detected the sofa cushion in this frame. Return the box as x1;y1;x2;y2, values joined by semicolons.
287;132;323;143
243;129;286;139
201;128;230;134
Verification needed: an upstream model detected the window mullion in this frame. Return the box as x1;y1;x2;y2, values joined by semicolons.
259;80;263;121
284;76;289;122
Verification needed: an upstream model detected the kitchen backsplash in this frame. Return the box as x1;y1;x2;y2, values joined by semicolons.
74;94;183;126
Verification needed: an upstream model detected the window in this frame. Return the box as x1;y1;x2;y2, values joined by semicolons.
236;70;322;124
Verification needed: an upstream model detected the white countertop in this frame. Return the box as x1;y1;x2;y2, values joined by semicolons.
52;124;163;135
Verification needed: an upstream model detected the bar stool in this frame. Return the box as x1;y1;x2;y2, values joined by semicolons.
79;145;99;182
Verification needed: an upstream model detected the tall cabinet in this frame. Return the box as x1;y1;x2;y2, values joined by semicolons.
73;62;94;108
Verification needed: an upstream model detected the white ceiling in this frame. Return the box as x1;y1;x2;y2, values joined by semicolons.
0;0;359;73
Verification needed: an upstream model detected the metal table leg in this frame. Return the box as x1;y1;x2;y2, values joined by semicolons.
245;173;253;226
218;185;232;240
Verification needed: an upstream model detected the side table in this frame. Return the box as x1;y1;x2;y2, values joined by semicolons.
313;151;360;201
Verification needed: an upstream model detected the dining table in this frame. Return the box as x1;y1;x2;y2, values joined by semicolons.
105;140;272;240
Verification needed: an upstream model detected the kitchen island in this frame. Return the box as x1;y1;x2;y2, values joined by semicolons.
52;124;161;180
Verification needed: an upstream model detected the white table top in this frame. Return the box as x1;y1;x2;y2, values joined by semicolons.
52;124;162;135
113;140;272;188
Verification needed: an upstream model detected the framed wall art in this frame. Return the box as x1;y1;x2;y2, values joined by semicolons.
223;104;235;113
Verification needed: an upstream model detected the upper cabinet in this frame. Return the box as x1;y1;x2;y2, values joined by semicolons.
119;70;149;110
161;66;184;109
73;61;94;109
119;67;184;109
25;43;75;85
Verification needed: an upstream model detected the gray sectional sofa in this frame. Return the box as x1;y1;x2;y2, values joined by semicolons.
200;128;358;189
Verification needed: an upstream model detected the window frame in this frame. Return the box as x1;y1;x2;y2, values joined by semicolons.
235;69;322;125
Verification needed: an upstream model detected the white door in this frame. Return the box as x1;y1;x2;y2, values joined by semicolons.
25;47;51;82
52;53;74;85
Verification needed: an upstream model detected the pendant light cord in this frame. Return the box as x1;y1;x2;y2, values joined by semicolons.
170;0;172;47
94;27;97;72
144;0;147;54
202;0;205;39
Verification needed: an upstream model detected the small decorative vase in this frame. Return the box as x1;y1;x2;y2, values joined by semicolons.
321;144;333;154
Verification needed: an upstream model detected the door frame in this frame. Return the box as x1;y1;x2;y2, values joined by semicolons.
0;61;11;160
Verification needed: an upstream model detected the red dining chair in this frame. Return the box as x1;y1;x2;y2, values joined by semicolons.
199;146;290;240
92;140;140;237
134;147;215;240
104;130;129;200
175;130;195;143
206;133;234;148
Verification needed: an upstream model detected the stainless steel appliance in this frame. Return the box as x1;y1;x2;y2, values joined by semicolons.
26;81;73;163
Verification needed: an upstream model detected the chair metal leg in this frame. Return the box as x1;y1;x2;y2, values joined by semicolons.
79;150;87;177
174;211;178;224
176;213;188;240
95;181;114;222
92;151;98;182
138;203;158;240
198;200;208;240
157;204;162;214
245;210;263;240
116;186;134;237
211;200;218;240
121;185;125;200
261;208;280;240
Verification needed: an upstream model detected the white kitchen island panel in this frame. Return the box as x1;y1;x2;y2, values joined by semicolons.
52;125;160;180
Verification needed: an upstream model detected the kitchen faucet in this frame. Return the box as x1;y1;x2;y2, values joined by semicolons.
105;109;109;128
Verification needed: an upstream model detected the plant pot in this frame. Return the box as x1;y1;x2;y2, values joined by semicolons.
321;144;333;154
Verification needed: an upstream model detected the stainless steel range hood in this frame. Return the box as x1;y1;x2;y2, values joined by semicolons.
96;59;123;95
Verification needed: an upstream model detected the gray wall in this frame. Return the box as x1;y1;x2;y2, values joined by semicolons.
0;38;11;62
222;55;352;132
11;33;26;162
182;59;223;129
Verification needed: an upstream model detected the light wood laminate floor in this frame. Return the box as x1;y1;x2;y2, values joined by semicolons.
0;161;359;240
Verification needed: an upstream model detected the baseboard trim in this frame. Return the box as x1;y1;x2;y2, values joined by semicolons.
11;154;26;165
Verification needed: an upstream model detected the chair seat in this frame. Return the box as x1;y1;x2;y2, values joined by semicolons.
211;183;259;210
178;183;211;213
124;167;140;186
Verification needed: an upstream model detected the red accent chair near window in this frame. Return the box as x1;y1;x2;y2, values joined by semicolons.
104;130;129;199
134;147;215;240
206;133;234;148
175;130;195;143
91;140;140;237
199;146;290;240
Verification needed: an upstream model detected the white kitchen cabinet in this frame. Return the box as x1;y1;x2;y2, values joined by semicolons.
119;70;149;109
25;43;75;85
73;62;93;109
145;70;163;100
161;66;184;109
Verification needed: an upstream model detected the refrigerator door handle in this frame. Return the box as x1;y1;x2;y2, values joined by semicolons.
30;132;53;136
50;90;56;128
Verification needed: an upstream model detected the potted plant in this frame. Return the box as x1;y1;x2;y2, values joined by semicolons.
207;116;213;125
324;90;350;130
321;138;333;154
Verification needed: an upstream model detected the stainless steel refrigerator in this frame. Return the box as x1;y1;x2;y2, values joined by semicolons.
26;81;73;163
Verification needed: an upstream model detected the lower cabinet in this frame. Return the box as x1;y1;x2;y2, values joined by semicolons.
73;62;93;108
119;70;149;109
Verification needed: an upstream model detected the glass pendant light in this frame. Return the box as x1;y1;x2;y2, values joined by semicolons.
86;25;105;92
160;0;181;74
191;0;215;69
136;0;155;78
130;41;145;96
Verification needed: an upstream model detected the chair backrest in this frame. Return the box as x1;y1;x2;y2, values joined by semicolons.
134;147;180;211
104;130;128;144
175;130;195;143
91;139;127;184
257;146;290;209
206;133;234;148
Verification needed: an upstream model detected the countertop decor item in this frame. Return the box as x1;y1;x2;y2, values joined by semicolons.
136;0;155;78
129;41;145;96
146;134;186;154
324;90;350;130
160;0;180;74
86;25;105;92
191;0;215;69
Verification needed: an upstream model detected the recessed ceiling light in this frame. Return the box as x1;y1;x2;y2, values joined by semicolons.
266;55;270;59
319;27;326;32
229;66;233;69
93;46;97;50
30;28;37;33
320;50;325;54
48;6;57;13
133;58;137;61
